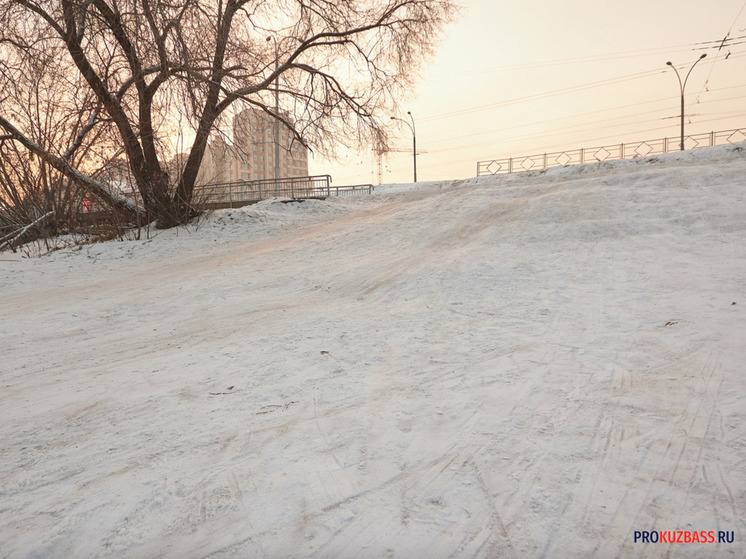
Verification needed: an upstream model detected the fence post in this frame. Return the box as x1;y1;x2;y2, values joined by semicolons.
543;153;547;170
508;158;513;174
229;185;233;208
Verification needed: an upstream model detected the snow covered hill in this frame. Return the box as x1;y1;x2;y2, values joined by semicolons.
1;144;745;558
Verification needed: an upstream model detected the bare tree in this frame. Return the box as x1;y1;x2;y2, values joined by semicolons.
0;37;135;250
0;0;455;228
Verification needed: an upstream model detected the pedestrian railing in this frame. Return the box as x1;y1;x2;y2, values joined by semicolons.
330;184;374;196
193;175;373;209
476;127;746;176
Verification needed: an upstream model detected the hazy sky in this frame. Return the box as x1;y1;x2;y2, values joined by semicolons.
310;0;746;184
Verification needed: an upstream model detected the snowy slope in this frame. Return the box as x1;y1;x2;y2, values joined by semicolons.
1;144;745;558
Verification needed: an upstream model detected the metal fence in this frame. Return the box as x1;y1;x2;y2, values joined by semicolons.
476;127;746;176
329;184;375;196
193;175;373;209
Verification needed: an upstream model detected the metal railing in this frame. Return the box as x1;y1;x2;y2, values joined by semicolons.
476;127;746;176
330;184;374;196
193;175;372;209
109;175;372;212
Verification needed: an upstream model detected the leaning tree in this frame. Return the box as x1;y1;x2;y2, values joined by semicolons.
0;0;455;228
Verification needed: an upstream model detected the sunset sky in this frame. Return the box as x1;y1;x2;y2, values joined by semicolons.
310;0;746;184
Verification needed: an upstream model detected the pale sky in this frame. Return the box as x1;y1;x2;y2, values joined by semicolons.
310;0;746;185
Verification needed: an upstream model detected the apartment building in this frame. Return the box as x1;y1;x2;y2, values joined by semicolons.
197;108;309;185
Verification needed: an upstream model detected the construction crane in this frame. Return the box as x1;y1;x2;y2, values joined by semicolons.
374;142;426;184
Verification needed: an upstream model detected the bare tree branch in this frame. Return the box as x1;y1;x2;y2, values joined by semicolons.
0;114;143;217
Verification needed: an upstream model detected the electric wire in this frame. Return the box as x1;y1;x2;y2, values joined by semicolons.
417;83;746;153
388;115;746;176
695;1;746;99
404;97;746;160
420;68;667;122
419;50;746;123
434;35;746;78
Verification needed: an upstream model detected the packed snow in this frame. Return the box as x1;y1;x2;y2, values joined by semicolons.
1;144;745;558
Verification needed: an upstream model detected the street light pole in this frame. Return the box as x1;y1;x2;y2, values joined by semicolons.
390;111;417;182
666;53;707;151
266;36;281;191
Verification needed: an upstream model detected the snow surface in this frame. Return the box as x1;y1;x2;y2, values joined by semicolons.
2;144;746;558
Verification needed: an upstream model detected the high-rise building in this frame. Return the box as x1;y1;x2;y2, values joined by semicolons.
197;108;309;185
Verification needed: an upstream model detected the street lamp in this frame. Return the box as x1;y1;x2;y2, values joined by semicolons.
266;36;280;187
666;53;707;151
390;112;417;182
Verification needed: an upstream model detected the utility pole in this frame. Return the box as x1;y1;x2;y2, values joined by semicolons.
666;54;707;151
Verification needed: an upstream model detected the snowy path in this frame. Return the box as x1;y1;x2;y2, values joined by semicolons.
1;145;745;558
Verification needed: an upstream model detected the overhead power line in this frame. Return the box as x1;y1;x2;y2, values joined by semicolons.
420;47;746;124
418;88;746;156
695;1;746;99
420;67;669;122
431;35;746;79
